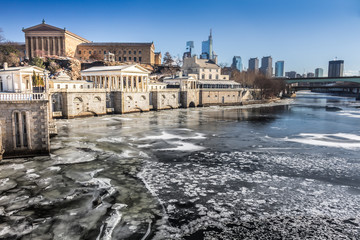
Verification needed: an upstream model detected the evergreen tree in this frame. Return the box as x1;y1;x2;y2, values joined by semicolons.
30;57;45;69
32;70;37;86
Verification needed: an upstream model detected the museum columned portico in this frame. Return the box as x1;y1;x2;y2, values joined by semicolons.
81;65;150;92
25;36;65;58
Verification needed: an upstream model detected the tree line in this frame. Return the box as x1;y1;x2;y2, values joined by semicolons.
229;69;286;99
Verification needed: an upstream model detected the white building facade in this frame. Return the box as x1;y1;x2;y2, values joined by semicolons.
0;64;47;93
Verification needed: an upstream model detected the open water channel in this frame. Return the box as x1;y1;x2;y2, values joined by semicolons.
0;91;360;239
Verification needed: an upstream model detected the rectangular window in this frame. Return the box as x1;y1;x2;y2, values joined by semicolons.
89;51;92;54
139;57;142;62
99;50;101;54
57;84;60;89
80;85;83;89
15;112;21;148
129;51;131;54
118;50;121;54
65;85;68;89
73;85;76;89
124;57;127;61
104;51;106;54
139;51;142;54
129;57;132;61
119;57;121;61
78;51;81;54
134;57;137;62
133;51;136;54
22;113;28;147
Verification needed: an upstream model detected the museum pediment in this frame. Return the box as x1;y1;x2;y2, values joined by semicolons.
23;23;65;33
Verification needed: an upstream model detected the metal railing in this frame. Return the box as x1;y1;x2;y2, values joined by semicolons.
0;92;47;101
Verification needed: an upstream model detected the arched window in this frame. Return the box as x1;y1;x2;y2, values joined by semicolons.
74;97;83;103
127;96;133;101
94;96;101;101
141;95;146;100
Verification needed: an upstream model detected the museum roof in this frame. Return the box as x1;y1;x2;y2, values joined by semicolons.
81;64;150;73
80;42;153;46
198;80;240;85
0;66;46;73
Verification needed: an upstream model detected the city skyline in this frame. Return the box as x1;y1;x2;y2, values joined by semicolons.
0;0;359;75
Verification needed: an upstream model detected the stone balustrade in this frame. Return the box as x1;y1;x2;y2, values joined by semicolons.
0;93;47;101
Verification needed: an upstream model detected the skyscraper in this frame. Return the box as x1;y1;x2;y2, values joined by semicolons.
315;68;323;77
260;56;273;77
232;56;243;72
201;29;213;60
248;58;259;73
275;61;284;77
183;41;194;59
307;72;315;78
328;60;344;77
285;71;297;78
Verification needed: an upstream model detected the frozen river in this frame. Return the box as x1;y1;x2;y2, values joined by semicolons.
1;91;360;239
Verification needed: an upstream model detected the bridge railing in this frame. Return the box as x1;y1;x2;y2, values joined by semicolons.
0;92;47;101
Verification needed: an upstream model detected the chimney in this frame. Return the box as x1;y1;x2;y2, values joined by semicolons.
179;71;183;78
3;62;8;70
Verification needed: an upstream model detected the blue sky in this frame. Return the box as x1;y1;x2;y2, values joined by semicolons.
1;0;359;75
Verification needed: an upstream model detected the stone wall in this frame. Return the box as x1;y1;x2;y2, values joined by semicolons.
151;89;180;110
112;92;150;114
60;91;107;118
0;100;50;158
199;89;260;106
181;90;200;108
64;33;89;58
0;120;4;160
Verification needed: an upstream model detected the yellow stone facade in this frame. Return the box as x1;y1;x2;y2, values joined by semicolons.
76;43;156;65
23;22;90;59
22;22;160;65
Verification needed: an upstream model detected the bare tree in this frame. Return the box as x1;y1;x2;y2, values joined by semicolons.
89;51;103;61
218;62;228;68
0;28;5;43
253;74;285;99
163;52;174;66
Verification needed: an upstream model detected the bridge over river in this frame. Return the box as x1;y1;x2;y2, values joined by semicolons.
280;76;360;99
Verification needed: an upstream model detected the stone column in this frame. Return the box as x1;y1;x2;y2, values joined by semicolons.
41;38;44;56
30;37;34;58
35;37;39;57
120;74;123;91
47;37;50;56
25;37;30;59
126;76;129;92
52;37;56;55
130;76;134;92
57;37;61;56
141;76;145;92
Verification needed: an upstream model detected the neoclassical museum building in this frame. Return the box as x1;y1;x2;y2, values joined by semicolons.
20;20;161;65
